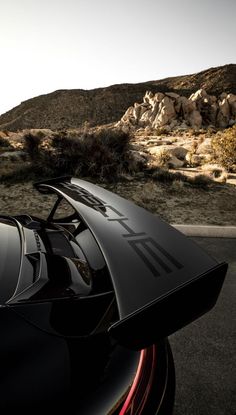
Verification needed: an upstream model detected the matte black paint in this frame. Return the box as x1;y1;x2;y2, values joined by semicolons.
0;177;227;412
35;177;227;349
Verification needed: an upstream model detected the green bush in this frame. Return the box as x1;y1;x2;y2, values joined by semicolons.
212;125;236;170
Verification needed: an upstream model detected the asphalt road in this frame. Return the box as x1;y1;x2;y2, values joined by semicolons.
170;237;236;415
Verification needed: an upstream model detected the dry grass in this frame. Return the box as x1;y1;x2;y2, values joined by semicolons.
110;179;236;225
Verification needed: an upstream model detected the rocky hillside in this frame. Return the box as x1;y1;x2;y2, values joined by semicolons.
0;64;236;131
118;89;236;130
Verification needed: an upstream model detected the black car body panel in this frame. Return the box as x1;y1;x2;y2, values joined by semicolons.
33;177;227;349
0;177;227;412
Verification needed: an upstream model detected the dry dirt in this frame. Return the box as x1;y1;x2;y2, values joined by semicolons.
0;178;236;226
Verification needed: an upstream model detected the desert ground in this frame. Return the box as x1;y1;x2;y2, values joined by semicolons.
0;126;236;226
0;177;236;226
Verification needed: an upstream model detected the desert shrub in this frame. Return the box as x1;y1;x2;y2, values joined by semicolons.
206;126;217;136
0;164;48;184
22;127;133;181
151;168;186;183
187;174;211;188
188;129;206;137
212;125;236;170
149;167;211;189
0;136;10;148
95;128;130;154
51;128;131;178
171;179;185;192
153;126;170;136
155;149;172;167
135;181;158;204
23;132;43;160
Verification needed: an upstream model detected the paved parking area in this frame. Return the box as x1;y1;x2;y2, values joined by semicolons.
170;237;236;415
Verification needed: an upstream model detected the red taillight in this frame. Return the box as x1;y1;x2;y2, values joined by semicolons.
119;345;157;415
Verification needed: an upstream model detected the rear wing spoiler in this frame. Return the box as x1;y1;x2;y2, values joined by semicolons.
35;177;227;349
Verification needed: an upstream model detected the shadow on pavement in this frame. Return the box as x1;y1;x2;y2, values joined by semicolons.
170;237;236;415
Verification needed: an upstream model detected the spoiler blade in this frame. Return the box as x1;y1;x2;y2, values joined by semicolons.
35;177;228;349
109;262;227;349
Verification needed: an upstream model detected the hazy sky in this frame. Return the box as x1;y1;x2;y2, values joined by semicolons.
0;0;235;115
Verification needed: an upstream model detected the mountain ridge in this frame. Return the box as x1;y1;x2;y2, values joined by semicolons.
0;64;236;131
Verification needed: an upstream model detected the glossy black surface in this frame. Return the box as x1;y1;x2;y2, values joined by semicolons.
0;217;21;303
0;301;174;413
0;177;227;412
35;177;227;349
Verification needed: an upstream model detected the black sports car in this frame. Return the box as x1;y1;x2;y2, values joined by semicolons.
0;177;227;414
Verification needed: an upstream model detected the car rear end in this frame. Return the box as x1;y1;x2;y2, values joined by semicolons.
0;177;227;413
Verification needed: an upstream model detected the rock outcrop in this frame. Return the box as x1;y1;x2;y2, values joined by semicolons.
117;89;236;130
0;64;236;131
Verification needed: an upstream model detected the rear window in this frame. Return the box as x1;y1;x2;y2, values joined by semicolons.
0;218;21;303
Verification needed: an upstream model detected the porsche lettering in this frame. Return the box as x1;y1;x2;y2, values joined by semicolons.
60;182;183;277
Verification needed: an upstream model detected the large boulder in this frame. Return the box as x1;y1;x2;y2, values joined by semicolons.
153;96;176;127
167;155;184;168
175;96;201;128
188;109;202;129
170;146;188;160
165;92;180;99
217;98;230;128
117;89;236;130
227;94;236;120
175;96;195;117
